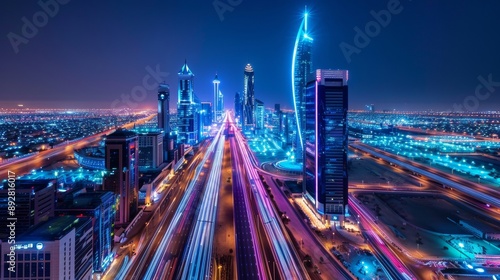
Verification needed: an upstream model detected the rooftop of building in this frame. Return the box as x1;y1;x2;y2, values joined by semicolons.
19;216;91;241
58;191;115;210
1;178;56;192
106;128;137;139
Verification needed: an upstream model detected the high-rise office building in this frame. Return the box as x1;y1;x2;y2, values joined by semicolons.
201;102;213;127
303;69;348;225
0;178;56;238
137;130;164;170
218;90;224;119
243;64;255;128
292;8;313;162
158;83;170;132
213;74;221;122
1;216;93;280
157;83;171;161
255;99;264;130
177;61;198;145
56;191;116;273
104;128;138;225
234;92;243;123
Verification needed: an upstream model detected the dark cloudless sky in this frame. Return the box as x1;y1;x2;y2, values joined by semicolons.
1;0;500;111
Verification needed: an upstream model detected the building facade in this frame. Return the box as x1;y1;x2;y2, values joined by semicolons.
177;61;198;145
157;83;171;162
234;92;243;124
201;102;213;127
255;99;264;130
56;191;116;273
303;69;348;224
243;64;255;128
137;131;164;170
104;128;138;225
213;74;221;122
0;179;56;238
1;216;93;280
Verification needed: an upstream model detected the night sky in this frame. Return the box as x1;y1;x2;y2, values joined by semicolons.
1;0;500;111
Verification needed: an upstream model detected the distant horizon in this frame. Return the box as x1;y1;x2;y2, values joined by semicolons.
1;2;499;112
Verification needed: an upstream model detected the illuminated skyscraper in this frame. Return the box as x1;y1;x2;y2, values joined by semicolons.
177;60;198;145
255;99;264;130
243;63;255;128
304;69;348;225
213;74;221;122
292;7;313;162
104;128;138;225
234;92;243;123
158;83;171;161
218;90;224;119
158;83;170;131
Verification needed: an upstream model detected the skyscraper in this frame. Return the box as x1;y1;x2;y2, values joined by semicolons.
201;102;213;127
243;63;255;128
104;128;138;225
213;74;221;122
234;92;243;123
158;83;170;131
255;99;264;130
218;90;224;118
0;178;56;238
292;7;313;162
56;191;116;273
304;69;348;225
158;83;171;162
1;216;93;280
177;60;198;145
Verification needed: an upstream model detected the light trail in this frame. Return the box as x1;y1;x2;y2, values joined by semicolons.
136;124;225;279
177;125;225;279
230;113;307;280
352;143;500;209
349;196;417;280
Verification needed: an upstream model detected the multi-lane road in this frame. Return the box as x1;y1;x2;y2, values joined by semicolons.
0;114;155;176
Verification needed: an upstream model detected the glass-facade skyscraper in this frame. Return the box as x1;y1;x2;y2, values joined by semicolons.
213;74;221;122
177;61;198;145
304;69;348;225
158;83;171;161
292;9;313;162
243;63;255;128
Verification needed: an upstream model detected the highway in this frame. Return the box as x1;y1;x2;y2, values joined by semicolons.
230;133;266;279
230;113;308;280
349;195;417;280
351;143;500;209
0;114;155;176
176;120;226;279
140;132;222;280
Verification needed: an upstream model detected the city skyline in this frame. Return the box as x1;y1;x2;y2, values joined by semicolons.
1;1;500;111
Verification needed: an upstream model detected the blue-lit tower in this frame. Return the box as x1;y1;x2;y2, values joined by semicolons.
218;89;224;119
158;82;171;161
234;92;243;123
213;74;221;122
292;7;313;162
177;60;198;145
304;69;348;225
243;63;255;129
